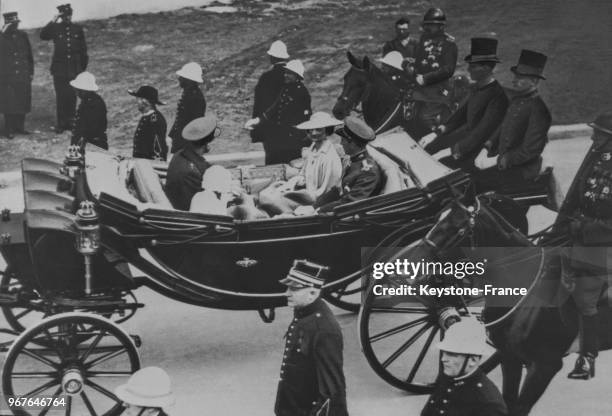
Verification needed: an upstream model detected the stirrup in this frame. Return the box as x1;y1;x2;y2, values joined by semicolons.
567;354;595;380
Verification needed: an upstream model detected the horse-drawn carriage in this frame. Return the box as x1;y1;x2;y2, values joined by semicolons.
0;128;555;415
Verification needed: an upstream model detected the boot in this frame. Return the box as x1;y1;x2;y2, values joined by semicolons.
568;314;598;380
567;353;595;380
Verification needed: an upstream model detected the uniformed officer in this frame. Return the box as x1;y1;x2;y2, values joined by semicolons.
420;318;507;416
69;72;108;150
419;37;509;172
412;8;458;131
168;62;207;154
381;17;417;67
557;111;612;380
250;40;290;144
276;259;349;416
0;12;33;139
165;115;218;210
40;4;88;133
245;59;312;165
473;49;551;192
129;85;168;161
315;117;384;212
115;367;175;416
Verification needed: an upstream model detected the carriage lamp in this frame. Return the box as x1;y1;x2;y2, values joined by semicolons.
75;200;100;295
60;145;84;179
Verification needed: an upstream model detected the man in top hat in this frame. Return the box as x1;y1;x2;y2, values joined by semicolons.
473;49;551;192
276;259;349;416
412;7;458;132
382;17;417;67
115;366;175;416
168;62;207;154
129;86;168;161
245;59;312;165
419;37;509;172
0;11;34;139
70;71;107;150
315;116;383;212
420;318;507;416
165;115;217;210
40;4;89;133
250;40;290;144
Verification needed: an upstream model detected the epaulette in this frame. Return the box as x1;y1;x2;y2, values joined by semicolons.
445;33;456;42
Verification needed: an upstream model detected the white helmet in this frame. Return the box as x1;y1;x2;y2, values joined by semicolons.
436;318;489;356
378;51;404;71
267;40;289;59
176;62;204;83
202;165;233;194
115;367;175;409
69;72;99;91
285;59;305;78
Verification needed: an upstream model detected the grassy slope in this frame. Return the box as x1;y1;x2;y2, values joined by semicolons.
1;0;611;172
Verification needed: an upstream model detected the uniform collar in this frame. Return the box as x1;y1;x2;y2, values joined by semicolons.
181;143;206;164
475;78;498;90
350;149;368;163
452;367;483;382
141;109;155;117
511;89;538;100
294;297;324;319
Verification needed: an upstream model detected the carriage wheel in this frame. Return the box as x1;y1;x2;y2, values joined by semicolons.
2;312;140;416
324;278;364;313
0;268;49;333
358;279;499;393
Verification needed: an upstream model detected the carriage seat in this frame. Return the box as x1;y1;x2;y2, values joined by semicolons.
494;166;557;210
131;158;173;209
367;146;412;194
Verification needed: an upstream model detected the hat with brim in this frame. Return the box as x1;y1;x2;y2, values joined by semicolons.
279;259;328;289
182;114;218;141
3;12;20;23
176;62;204;83
378;51;404;71
128;86;164;105
70;72;99;91
588;111;612;136
284;59;305;79
115;383;175;409
267;40;289;59
435;318;492;356
510;49;547;80
338;116;376;142
464;37;500;64
296;112;343;130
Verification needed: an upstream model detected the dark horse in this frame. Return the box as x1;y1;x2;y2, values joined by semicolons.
404;192;610;415
332;51;469;138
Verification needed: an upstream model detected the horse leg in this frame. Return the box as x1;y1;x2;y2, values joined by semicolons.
500;354;523;414
512;358;563;416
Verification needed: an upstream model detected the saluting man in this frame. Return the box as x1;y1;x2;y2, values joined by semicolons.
276;260;349;416
0;12;34;139
40;4;88;133
70;72;107;150
168;62;206;154
129;86;168;160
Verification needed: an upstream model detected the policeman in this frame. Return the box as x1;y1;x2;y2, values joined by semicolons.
165;115;217;210
0;12;33;139
473;49;551;192
558;111;612;380
115;367;175;416
245;59;312;165
381;17;417;66
419;37;509;172
69;72;107;150
420;318;507;416
251;40;290;144
168;62;207;154
40;4;88;133
276;259;349;416
129;86;168;161
412;7;458;131
315;117;383;212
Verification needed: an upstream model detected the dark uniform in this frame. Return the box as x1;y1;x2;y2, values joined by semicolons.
275;298;348;416
71;92;107;150
40;19;88;131
316;150;384;212
475;90;551;192
165;144;211;210
168;85;206;153
251;63;286;143
421;369;507;416
0;26;33;135
133;110;168;160
261;81;312;165
427;80;509;171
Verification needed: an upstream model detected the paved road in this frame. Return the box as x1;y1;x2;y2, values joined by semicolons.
1;135;611;415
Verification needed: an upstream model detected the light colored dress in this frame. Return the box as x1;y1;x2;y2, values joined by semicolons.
301;139;343;198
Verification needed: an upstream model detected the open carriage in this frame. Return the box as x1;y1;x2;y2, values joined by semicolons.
0;130;554;415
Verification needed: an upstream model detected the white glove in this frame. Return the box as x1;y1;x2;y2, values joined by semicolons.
418;132;437;148
294;205;317;216
244;117;261;130
475;149;497;170
416;74;425;86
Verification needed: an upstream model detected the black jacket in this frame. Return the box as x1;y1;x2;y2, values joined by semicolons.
165;144;211;210
0;29;33;114
275;298;348;416
71;92;107;150
413;32;457;103
251;63;286;143
133;109;168;160
169;85;206;153
382;37;418;60
40;21;88;78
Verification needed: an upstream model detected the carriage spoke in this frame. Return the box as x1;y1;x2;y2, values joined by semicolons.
381;322;432;369
22;379;59;397
38;386;62;416
369;316;429;343
64;396;72;416
84;346;128;369
22;348;60;369
11;371;57;379
406;324;438;383
370;306;429;314
15;309;35;320
86;370;134;377
80;391;98;416
85;379;121;402
79;330;106;362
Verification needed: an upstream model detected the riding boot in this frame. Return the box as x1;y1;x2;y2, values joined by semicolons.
568;314;598;379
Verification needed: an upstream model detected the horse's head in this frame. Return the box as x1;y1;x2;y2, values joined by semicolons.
332;51;369;120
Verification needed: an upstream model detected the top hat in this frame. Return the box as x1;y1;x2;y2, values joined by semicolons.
3;12;20;24
338;116;376;143
128;86;164;105
182;115;218;141
295;112;343;130
267;40;289;59
279;259;329;289
57;4;73;15
465;37;500;63
511;49;547;80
